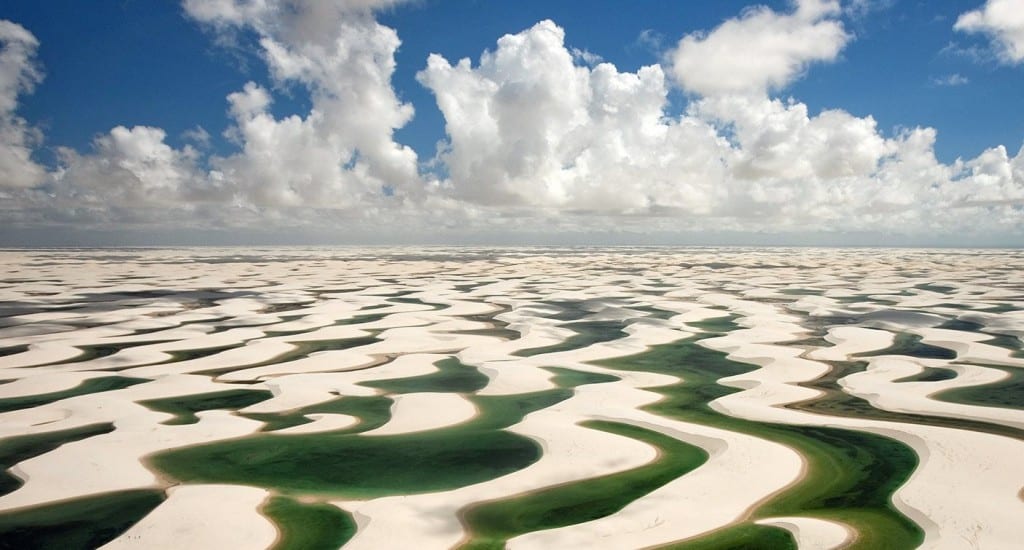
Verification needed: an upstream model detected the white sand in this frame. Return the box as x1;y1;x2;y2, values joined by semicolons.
100;484;277;550
754;517;854;549
0;374;266;512
0;370;117;399
807;326;895;361
916;327;1024;367
341;323;804;549
275;413;359;434
841;356;1024;430
702;309;1024;550
362;392;477;436
2;247;1023;549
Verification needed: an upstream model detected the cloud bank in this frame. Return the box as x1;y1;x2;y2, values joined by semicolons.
0;0;1022;243
420;14;1023;235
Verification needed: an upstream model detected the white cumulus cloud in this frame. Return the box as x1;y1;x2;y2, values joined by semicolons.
52;126;208;208
418;20;729;213
184;0;422;207
669;0;850;96
418;18;1024;235
2;3;1024;242
955;0;1024;64
14;0;423;226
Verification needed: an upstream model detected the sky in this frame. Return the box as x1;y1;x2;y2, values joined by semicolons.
0;0;1022;246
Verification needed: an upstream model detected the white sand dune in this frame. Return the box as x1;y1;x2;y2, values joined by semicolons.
841;357;1024;431
916;327;1024;367
807;326;895;361
100;484;276;550
336;405;662;549
1;247;1022;549
702;310;1024;550
341;324;804;549
0;370;119;399
0;374;266;511
0;409;261;512
754;517;854;549
362;392;477;436
276;413;359;434
505;400;802;549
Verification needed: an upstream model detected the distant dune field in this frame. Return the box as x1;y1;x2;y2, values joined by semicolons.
0;247;1022;549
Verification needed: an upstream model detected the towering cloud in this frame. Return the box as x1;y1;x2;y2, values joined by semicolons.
183;0;422;207
0;20;45;189
418;20;727;213
669;0;849;96
955;0;1024;64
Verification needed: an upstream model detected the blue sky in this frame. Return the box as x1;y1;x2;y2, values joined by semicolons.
0;0;1022;245
5;0;1020;164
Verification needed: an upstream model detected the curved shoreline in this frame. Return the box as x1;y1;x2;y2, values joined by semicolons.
700;312;1024;549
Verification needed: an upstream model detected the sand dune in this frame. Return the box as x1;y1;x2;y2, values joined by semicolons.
0;247;1021;549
